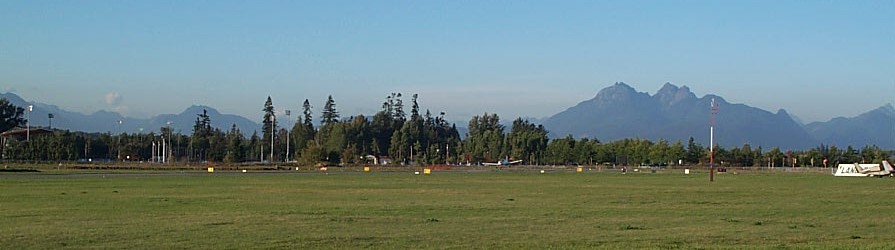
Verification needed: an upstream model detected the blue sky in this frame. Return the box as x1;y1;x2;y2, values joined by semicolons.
1;0;893;124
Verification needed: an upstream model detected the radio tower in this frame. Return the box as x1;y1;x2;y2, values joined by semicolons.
710;98;719;182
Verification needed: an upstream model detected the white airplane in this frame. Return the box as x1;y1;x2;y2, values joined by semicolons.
483;157;523;166
834;161;894;177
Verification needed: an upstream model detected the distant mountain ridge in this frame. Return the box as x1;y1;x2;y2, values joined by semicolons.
805;104;895;149
544;82;892;149
1;93;262;135
3;88;892;150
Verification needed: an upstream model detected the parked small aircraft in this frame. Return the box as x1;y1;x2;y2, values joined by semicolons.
834;161;894;177
483;157;523;166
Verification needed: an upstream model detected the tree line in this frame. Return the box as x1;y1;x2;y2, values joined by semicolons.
1;96;892;167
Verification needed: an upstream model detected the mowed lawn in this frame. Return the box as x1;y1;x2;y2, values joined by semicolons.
1;170;893;249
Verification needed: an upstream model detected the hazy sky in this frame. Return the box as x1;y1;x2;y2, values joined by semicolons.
2;1;893;123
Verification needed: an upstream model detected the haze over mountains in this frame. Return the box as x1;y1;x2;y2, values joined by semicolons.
4;83;893;150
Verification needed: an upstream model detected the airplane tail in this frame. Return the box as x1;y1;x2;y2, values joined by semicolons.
882;161;894;173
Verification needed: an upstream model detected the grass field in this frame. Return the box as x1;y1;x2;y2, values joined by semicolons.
1;168;893;249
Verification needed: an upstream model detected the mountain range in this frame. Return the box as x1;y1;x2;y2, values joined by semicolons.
4;83;893;150
1;93;261;135
543;82;894;149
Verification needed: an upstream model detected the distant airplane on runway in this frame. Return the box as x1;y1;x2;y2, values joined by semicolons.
483;157;523;166
834;161;894;177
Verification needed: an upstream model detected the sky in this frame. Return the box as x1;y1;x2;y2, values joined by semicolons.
1;0;893;124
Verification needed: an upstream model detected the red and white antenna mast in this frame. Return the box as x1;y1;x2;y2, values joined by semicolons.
710;98;719;182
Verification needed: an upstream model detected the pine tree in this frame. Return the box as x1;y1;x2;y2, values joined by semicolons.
302;99;314;128
393;93;405;122
291;99;316;158
189;109;213;161
262;96;276;161
321;95;339;125
410;94;420;121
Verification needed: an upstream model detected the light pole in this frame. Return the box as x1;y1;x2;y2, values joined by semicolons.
270;114;276;163
152;141;157;163
164;121;173;164
440;111;448;165
117;120;122;161
285;110;291;162
709;98;719;182
26;105;33;141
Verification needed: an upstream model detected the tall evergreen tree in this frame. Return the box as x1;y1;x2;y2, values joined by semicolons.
321;95;339;125
189;109;212;161
262;96;276;161
302;99;314;128
393;93;405;122
410;94;420;121
291;99;316;158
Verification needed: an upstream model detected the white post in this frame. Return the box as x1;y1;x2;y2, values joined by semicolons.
27;105;33;141
162;137;166;163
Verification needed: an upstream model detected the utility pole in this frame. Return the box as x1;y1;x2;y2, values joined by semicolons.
27;105;33;141
285;110;291;162
710;99;716;181
270;114;276;163
164;121;172;164
117;120;122;161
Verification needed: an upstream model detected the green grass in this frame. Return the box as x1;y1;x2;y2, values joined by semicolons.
1;170;893;249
